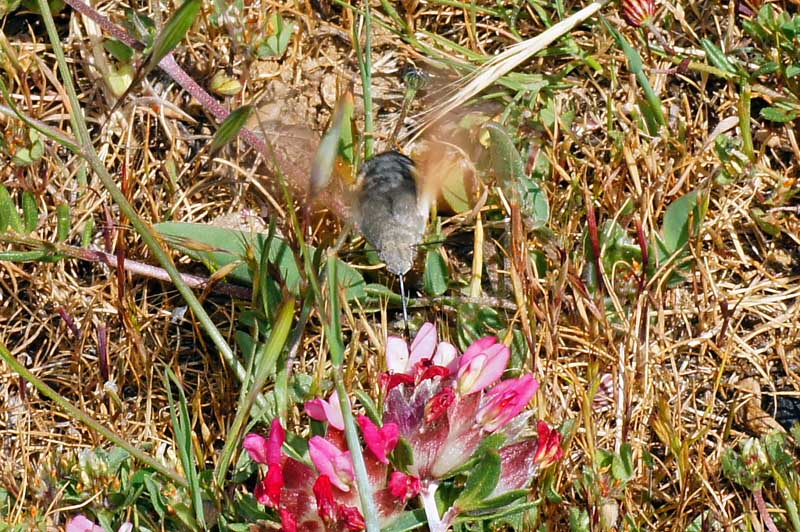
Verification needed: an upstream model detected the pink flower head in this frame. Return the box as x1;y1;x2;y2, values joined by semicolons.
306;390;345;431
533;420;564;469
357;415;399;464
456;339;509;395
622;0;655;27
477;374;539;433
388;471;421;502
309;436;355;492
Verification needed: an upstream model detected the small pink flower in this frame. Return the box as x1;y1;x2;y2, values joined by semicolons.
248;419;287;507
456;340;509;395
388;471;421;502
306;390;345;431
477;375;539;432
533;420;563;468
309;436;355;492
266;418;285;465
243;433;270;465
254;462;284;506
357;415;399;464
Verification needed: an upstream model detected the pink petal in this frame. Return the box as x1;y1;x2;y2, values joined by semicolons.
432;341;459;371
477;375;539;433
408;322;437;365
425;387;455;423
339;505;366;530
534;421;564;468
305;391;345;431
386;336;410;374
388;472;421;502
457;343;510;395
313;475;338;523
357;415;399;464
309;436;355;492
243;433;270;465
460;336;498;362
267;418;285;466
66;516;103;532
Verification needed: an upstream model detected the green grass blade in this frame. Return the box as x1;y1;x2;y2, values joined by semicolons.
165;367;206;530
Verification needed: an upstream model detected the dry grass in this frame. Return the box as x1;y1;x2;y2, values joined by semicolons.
1;0;799;530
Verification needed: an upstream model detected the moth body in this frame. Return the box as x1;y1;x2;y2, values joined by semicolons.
356;151;428;275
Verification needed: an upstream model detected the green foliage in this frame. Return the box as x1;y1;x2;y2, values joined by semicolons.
0;185;24;233
424;246;449;297
713;134;751;184
455;451;502;511
483;122;550;229
147;0;201;73
154;221;366;300
583;219;642;295
723;432;800;531
603;20;666;133
208;105;253;156
256;13;295;58
10;128;44;166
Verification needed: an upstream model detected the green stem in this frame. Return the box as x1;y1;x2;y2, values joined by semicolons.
355;0;374;159
326;254;379;531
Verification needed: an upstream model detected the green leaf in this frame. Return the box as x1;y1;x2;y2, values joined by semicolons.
750;208;782;236
483;122;549;227
484;122;525;190
611;443;634;482
21;191;38;233
81;216;95;247
569;507;591;532
146;0;202;72
0;185;23;233
56;203;70;242
164;368;205;529
379;509;428;532
760;104;800;123
154;222;365;300
423;248;448;296
311;93;353;192
454;450;501;511
518;176;549;229
257;13;295;57
104;38;135;63
662;190;700;253
700;38;738;76
209;105;253;156
603;21;667;130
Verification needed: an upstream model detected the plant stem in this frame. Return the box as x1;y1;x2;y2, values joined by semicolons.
421;481;444;532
